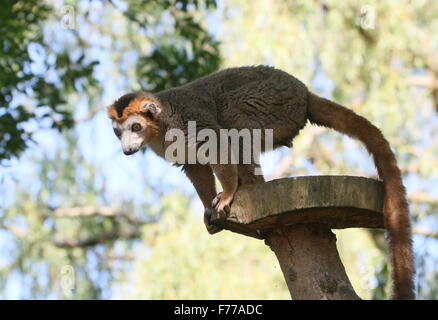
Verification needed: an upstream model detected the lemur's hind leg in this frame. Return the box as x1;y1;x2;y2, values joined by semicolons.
211;163;264;220
182;164;222;234
211;163;238;218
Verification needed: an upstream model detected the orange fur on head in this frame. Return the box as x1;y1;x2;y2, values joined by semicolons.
107;96;160;142
107;97;159;123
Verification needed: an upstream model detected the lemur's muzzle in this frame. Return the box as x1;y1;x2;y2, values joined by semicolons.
123;147;139;155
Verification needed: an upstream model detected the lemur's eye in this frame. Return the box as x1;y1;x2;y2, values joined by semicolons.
113;128;121;137
131;123;142;132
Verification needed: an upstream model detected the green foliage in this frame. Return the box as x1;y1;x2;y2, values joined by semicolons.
0;0;222;299
0;0;98;161
123;192;290;299
219;0;438;299
335;229;387;299
0;0;220;162
126;0;220;91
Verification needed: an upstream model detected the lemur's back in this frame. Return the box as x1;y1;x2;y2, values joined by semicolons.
178;65;305;98
157;66;309;141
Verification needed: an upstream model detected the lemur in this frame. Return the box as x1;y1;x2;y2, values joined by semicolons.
107;65;415;299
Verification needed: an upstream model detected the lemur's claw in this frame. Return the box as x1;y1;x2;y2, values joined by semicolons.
213;192;233;219
204;208;223;234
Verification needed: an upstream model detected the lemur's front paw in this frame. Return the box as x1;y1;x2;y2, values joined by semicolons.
204;208;223;234
212;192;233;219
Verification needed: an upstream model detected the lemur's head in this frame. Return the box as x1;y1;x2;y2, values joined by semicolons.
107;92;161;155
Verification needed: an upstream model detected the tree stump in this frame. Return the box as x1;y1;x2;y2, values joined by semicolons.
210;175;385;300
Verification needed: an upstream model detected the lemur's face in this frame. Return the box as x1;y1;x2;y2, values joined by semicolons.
112;115;149;155
107;93;161;156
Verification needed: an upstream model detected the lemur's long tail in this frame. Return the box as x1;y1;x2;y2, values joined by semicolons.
307;93;415;300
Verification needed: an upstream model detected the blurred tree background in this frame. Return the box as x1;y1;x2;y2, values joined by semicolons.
0;0;437;299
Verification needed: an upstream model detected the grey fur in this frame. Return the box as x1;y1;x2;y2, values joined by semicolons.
154;65;309;148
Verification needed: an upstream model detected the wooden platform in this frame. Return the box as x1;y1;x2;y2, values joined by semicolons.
210;175;385;239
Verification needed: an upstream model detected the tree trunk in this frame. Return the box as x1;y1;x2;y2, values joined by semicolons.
265;224;360;300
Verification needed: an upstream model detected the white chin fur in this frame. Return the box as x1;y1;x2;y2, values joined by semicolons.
121;132;144;151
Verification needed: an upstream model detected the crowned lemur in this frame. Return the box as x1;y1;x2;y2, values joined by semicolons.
107;66;415;300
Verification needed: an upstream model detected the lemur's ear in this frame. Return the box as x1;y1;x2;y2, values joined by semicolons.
142;102;161;119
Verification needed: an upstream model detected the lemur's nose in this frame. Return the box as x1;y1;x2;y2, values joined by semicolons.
123;148;136;155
